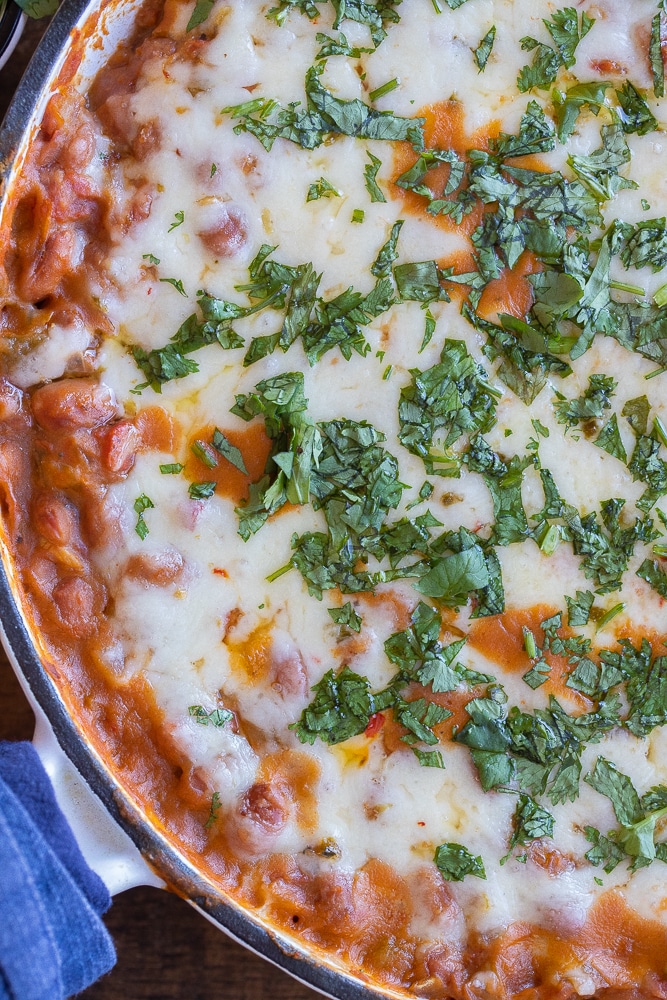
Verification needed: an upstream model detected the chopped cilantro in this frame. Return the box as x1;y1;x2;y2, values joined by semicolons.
594;413;627;463
398;340;500;475
188;705;233;727
168;210;185;232
204;791;221;829
328;602;362;633
565;589;594;627
134;494;155;540
368;77;398;102
189;481;216;500
517;8;594;92
222;62;424;152
290;666;375;744
455;682;620;804
307;177;342;201
434;842;486;882
637;557;667;600
363;151;386;202
615;81;658;136
585;757;667;871
159;277;187;296
211;428;249;474
651;9;666;99
186;0;214;31
473;25;495;72
505;794;555;858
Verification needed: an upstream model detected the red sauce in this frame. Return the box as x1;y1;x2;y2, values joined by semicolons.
185;422;271;503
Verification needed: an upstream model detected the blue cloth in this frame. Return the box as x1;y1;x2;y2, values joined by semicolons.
0;741;116;999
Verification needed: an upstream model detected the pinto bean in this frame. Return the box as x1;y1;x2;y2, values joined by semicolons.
32;378;117;431
125;548;184;587
0;440;30;537
240;781;288;831
18;227;78;302
132;119;162;161
0;378;24;420
99;420;139;475
271;647;308;699
52;576;96;633
32;493;77;546
128;182;154;224
58;120;97;171
198;206;248;258
230;780;290;854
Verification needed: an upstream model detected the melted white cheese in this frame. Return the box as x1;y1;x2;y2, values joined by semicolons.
19;0;667;976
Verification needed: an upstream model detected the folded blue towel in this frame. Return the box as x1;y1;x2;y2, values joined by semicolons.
0;741;116;999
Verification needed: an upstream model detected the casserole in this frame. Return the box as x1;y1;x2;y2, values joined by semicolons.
2;1;667;998
0;1;25;72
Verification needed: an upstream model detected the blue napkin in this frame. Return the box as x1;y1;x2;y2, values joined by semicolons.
0;741;116;999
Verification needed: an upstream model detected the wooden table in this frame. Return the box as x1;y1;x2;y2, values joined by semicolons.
0;13;319;999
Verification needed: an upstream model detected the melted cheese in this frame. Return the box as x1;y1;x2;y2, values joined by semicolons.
4;0;667;994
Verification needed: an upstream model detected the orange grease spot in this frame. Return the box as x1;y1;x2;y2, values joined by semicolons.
468;606;590;706
135;405;180;452
393;100;498;237
259;749;320;835
185;422;271;503
227;622;273;685
478;249;543;322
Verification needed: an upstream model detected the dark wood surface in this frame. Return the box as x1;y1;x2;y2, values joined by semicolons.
0;13;319;999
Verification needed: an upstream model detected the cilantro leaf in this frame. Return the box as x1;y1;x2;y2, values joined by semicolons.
616;81;658;136
186;0;214;31
364;151;386;203
473;25;496;72
307;177;342;201
290;666;374;744
565;589;595;627
434;842;486;882
211;429;248;474
328;602;362;632
585;757;667;869
517;8;594;92
507;794;555;853
594;413;627;463
553;374;616;428
398;340;499;475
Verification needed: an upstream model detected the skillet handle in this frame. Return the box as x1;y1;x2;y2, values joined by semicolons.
31;709;165;896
